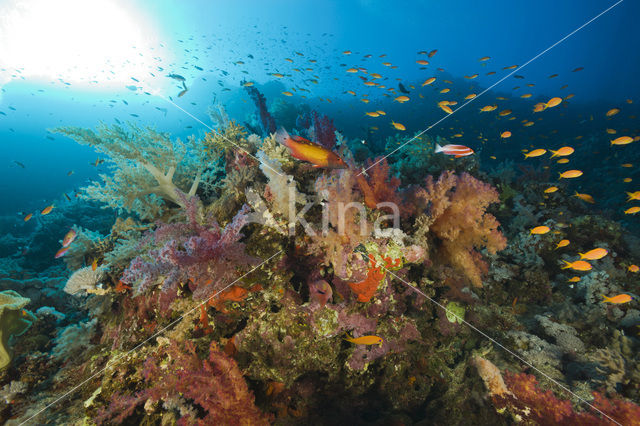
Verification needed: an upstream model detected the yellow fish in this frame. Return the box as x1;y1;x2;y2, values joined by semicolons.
627;191;640;201
556;239;570;249
344;334;384;346
606;108;620;117
275;127;346;169
394;95;410;103
544;186;559;193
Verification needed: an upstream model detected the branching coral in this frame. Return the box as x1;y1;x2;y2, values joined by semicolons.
416;171;507;287
55;123;203;219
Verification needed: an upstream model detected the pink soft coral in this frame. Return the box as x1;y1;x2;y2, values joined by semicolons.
418;171;506;287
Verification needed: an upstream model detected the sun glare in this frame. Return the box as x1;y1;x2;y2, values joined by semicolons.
0;0;161;88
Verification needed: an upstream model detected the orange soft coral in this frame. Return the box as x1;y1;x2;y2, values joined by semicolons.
208;285;247;312
348;254;400;302
421;171;506;287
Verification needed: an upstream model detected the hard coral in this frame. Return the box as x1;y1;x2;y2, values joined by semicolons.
418;171;507;287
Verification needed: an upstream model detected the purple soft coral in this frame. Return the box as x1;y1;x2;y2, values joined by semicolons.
121;196;258;303
244;84;276;135
310;110;336;149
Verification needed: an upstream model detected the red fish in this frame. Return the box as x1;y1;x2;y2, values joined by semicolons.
275;127;347;168
54;246;70;258
435;143;474;158
62;229;77;248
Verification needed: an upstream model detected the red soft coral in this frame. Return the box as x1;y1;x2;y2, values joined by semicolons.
96;340;271;425
422;171;506;287
355;157;401;209
501;371;640;425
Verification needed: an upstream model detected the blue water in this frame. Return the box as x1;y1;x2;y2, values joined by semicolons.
1;0;639;215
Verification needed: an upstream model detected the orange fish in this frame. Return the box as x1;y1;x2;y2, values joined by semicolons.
530;226;550;235
344;334;384;346
555;239;570;249
574;192;595;204
115;280;132;294
559;170;583;179
524;149;546;158
275;127;346;169
500;131;512;139
601;294;632;304
54;246;70;259
550;147;574;157
91;258;98;271
41;205;54;215
628;264;639;273
624;206;640;215
422;77;436;86
391;121;406;131
546;97;562;108
23;213;33;222
579;248;608;260
611;136;633;146
62;229;77;248
561;260;592;271
567;276;580;283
